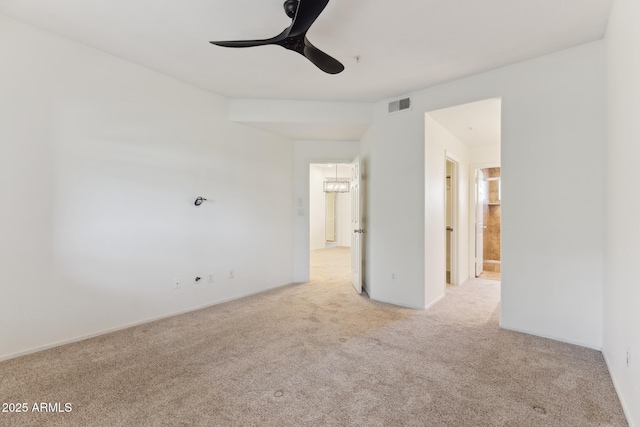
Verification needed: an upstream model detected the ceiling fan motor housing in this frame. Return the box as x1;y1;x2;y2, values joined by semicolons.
284;0;299;18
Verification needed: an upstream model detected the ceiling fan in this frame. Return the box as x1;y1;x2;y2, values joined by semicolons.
210;0;344;74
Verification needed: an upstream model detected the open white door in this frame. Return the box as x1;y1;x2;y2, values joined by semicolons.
350;157;363;294
475;169;485;277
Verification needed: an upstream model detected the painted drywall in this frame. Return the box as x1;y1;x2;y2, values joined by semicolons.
470;144;501;165
337;190;351;248
365;41;605;348
604;0;640;424
360;113;427;308
293;141;360;283
0;16;294;360
228;99;372;125
309;165;328;250
228;99;373;141
424;115;471;306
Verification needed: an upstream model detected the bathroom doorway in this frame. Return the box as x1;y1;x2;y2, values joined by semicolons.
475;167;501;280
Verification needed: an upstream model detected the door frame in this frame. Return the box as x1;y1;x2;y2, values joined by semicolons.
469;162;501;279
350;157;363;294
445;153;459;287
300;158;357;284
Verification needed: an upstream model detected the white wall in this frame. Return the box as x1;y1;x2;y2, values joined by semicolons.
228;99;372;141
470;144;501;165
309;165;327;250
424;116;471;307
293;141;360;282
360;114;427;308
364;42;605;348
228;99;372;126
337;190;351;247
0;17;294;360
604;0;640;424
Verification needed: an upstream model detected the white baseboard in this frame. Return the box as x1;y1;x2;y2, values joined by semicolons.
369;294;439;311
0;281;296;362
369;289;446;311
499;324;601;351
603;352;635;427
425;294;446;310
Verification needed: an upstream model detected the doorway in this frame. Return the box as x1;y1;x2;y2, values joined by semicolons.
309;164;352;282
424;97;501;313
474;167;501;280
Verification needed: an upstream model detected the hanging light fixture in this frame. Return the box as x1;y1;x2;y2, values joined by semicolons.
323;164;350;193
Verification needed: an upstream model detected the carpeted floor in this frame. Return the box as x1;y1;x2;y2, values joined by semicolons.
478;270;501;281
0;247;627;426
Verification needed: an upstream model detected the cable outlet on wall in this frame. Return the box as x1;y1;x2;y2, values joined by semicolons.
174;278;181;289
194;276;202;284
229;269;235;279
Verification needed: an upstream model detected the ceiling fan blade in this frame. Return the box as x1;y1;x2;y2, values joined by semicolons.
210;29;289;48
210;40;271;48
289;0;330;37
302;39;344;74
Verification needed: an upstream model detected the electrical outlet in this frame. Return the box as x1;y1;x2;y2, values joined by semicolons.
229;269;235;279
207;274;214;284
174;278;181;289
391;273;396;280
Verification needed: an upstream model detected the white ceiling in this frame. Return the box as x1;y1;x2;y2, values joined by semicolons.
0;0;613;103
428;98;501;146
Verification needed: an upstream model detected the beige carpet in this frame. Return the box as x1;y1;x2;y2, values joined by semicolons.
0;247;627;426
